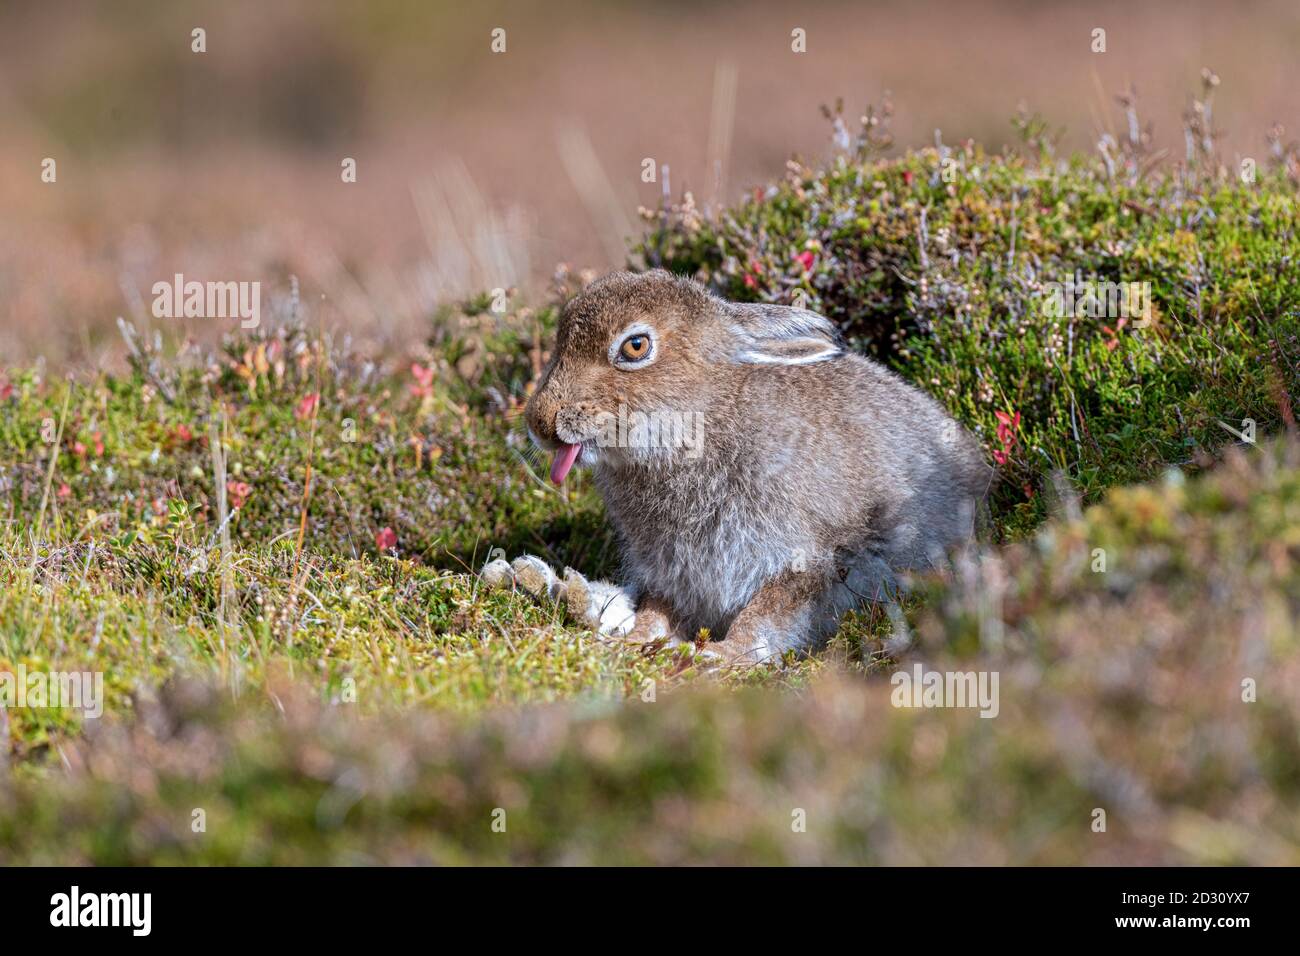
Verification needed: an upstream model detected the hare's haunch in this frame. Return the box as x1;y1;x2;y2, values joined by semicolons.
492;270;992;665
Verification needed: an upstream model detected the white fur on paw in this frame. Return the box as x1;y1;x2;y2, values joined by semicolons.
511;555;560;599
563;568;636;638
481;558;514;589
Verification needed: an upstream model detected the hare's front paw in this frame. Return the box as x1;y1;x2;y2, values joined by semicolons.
480;556;515;590
480;554;636;639
560;567;637;638
510;554;562;599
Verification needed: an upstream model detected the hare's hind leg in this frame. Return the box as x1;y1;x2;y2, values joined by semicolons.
623;593;687;646
705;568;839;667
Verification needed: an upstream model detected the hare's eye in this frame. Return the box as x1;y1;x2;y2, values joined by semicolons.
619;335;650;362
610;327;656;368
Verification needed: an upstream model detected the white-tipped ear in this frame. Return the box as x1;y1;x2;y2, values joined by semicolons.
727;304;844;366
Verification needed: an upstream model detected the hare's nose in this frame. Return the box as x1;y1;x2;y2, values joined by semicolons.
525;387;561;441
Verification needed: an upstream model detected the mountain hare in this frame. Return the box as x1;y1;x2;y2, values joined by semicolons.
484;270;992;665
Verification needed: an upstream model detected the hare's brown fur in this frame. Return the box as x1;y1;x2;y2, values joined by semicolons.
524;270;992;663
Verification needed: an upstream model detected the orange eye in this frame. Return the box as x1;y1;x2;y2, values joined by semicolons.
619;335;650;361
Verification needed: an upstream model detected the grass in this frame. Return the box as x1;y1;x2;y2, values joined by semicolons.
1;438;1297;864
2;89;1298;863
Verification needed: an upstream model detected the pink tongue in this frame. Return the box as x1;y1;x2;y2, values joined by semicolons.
550;442;581;485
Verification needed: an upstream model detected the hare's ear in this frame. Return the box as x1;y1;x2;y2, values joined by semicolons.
726;304;844;366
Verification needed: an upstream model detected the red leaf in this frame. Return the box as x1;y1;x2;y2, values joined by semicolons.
294;393;320;420
226;480;252;509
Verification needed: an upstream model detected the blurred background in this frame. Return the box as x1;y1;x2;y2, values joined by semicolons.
2;0;1298;364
